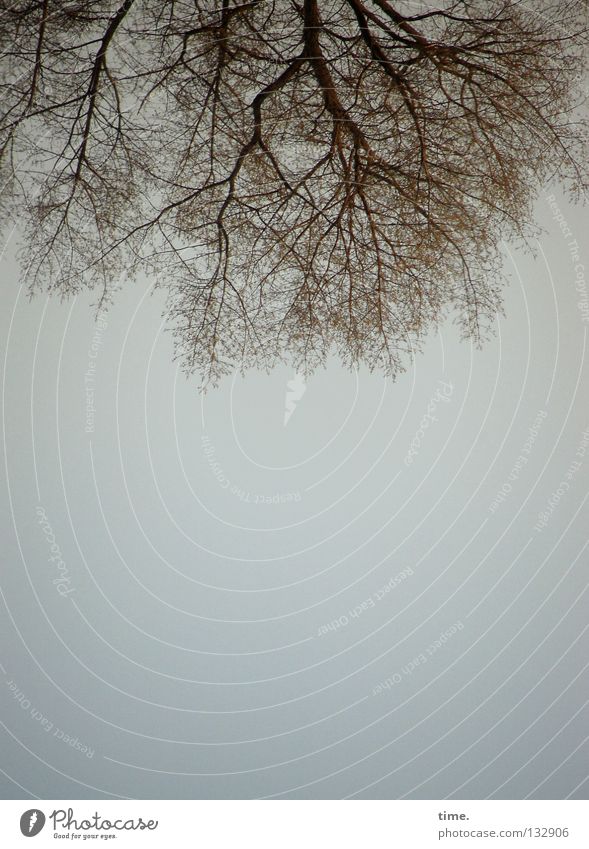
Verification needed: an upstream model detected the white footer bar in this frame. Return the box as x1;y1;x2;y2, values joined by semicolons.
0;800;587;848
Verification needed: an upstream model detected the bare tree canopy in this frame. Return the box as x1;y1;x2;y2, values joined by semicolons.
1;0;588;382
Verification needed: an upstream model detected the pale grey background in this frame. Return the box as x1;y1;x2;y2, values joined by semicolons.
0;184;588;799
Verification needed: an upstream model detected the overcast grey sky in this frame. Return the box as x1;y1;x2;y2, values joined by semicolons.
0;181;588;799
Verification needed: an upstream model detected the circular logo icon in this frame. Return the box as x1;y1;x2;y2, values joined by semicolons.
20;810;45;837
